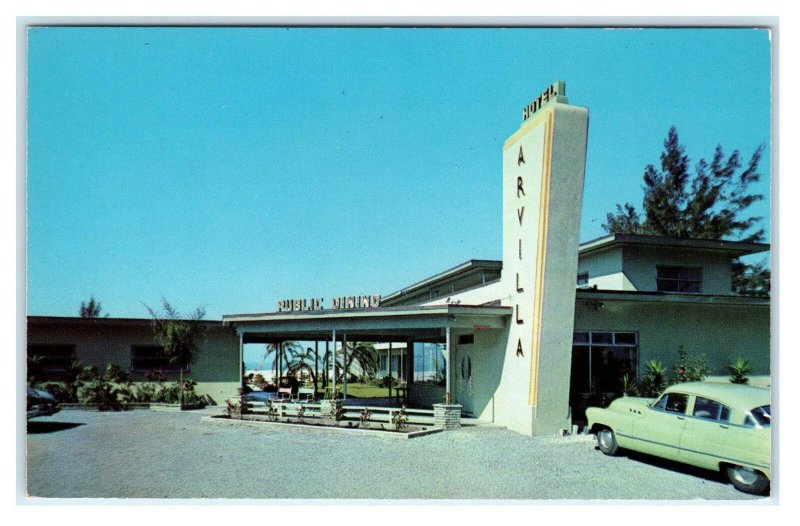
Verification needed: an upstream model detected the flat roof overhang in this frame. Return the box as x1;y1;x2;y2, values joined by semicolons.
576;288;770;307
578;233;770;258
223;305;512;343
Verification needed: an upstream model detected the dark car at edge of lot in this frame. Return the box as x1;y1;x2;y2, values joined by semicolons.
27;386;60;419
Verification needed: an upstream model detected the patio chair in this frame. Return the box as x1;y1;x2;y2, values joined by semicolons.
295;386;316;403
277;386;293;401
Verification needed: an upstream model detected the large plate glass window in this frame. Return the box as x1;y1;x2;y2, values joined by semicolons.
413;342;446;386
570;331;639;397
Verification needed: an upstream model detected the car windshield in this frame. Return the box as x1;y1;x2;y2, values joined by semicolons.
746;404;771;428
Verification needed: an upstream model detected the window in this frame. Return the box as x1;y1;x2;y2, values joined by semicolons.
28;344;75;375
653;392;688;414
692;396;731;421
745;405;771;428
131;345;186;373
570;332;638;396
656;266;702;293
458;334;474;345
577;272;589;287
413;342;446;385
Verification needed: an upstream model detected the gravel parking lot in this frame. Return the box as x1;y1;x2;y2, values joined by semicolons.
25;408;766;501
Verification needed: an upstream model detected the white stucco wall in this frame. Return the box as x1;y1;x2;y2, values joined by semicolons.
622;246;733;295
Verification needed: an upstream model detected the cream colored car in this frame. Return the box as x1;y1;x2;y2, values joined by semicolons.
586;382;771;495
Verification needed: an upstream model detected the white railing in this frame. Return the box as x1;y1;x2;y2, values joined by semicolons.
239;399;436;426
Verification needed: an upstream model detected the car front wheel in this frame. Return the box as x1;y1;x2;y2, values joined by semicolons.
726;465;770;495
597;427;619;456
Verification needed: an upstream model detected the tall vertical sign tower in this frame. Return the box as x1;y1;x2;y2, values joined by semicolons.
500;81;589;435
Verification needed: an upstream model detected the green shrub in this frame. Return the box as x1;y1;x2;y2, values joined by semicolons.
40;382;69;403
639;360;668;398
673;346;711;383
78;375;123;410
131;382;158;403
728;357;752;384
620;374;639;396
154;383;181;403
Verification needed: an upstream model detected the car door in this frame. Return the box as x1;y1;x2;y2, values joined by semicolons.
680;396;769;473
677;395;730;470
630;391;689;459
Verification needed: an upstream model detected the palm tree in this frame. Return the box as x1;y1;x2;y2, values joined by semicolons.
337;342;379;383
144;298;206;409
287;346;318;389
64;359;84;402
264;341;302;385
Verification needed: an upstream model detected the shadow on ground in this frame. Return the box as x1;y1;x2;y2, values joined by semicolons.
593;444;729;484
27;421;85;434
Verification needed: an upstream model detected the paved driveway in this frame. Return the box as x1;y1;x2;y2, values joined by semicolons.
25;409;766;500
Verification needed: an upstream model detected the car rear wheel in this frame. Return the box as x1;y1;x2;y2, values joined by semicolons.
726;465;770;495
597;427;619;456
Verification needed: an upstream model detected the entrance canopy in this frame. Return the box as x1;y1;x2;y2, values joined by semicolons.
223;304;511;343
223;304;511;404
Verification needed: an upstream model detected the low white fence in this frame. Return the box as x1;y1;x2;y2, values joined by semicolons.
239;398;436;426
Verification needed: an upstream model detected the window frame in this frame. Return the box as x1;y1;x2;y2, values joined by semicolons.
651;392;689;414
656;265;703;293
691;395;732;422
28;344;76;374
130;345;188;373
571;331;639;396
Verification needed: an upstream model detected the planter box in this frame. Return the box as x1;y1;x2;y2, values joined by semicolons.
433;403;463;430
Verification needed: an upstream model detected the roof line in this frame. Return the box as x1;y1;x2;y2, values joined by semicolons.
382;259;502;301
223;304;513;323
576;288;769;306
578;233;769;256
27;315;225;324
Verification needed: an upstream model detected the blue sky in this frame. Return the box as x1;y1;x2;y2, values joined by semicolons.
26;26;772;320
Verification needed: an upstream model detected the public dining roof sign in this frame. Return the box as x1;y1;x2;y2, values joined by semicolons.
277;295;381;312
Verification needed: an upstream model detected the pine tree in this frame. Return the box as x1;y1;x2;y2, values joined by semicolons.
80;295;105;318
603;127;769;297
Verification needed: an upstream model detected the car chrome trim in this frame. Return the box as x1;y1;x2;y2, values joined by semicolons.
617;432;770;471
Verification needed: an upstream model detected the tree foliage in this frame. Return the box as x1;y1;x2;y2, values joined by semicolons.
339;342;379;382
80;295;106;318
143;298;207;407
263;341;302;384
603;127;769;296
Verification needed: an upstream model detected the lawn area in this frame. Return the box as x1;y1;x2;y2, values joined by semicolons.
344;383;392;398
318;382;390;398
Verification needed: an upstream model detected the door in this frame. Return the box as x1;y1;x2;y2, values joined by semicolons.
456;343;474;415
631;391;689;458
